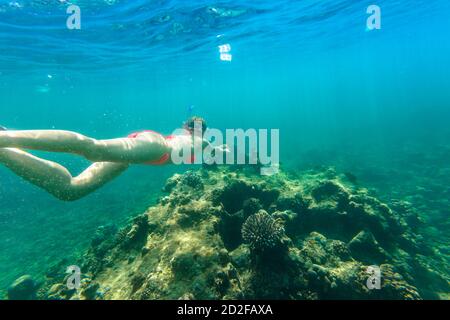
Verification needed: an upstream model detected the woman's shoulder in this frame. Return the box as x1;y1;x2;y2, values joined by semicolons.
167;128;191;139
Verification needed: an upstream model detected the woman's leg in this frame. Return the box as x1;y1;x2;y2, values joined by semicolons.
0;130;169;163
0;148;128;201
0;130;94;153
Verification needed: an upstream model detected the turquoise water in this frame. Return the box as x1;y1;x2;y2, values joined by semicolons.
1;0;449;297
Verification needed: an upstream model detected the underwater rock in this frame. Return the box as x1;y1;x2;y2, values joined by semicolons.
178;292;195;300
343;172;358;184
212;180;256;214
218;209;245;251
363;264;421;300
91;224;117;247
122;214;149;248
38;166;448;300
90;224;120;259
311;180;349;203
8;275;38;300
272;210;298;225
348;230;389;264
46;284;66;300
242;198;263;217
180;171;204;190
176;200;212;228
229;245;251;269
163;174;182;192
298;232;419;299
212;179;279;214
81;282;100;300
276;193;309;213
130;273;146;293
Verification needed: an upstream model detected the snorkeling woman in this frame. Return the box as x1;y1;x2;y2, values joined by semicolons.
0;117;227;201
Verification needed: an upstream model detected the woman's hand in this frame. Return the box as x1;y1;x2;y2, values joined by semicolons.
214;144;230;153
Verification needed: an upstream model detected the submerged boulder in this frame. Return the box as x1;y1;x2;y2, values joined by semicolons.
8;275;38;300
38;166;449;300
348;230;390;264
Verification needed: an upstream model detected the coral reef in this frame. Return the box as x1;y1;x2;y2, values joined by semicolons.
34;166;449;300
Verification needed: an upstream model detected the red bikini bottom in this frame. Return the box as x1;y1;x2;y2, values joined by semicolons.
127;130;195;165
127;130;174;165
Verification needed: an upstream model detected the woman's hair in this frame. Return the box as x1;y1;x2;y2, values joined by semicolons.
183;116;207;134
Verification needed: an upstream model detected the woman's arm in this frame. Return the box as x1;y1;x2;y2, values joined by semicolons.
202;139;230;154
203;139;230;152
